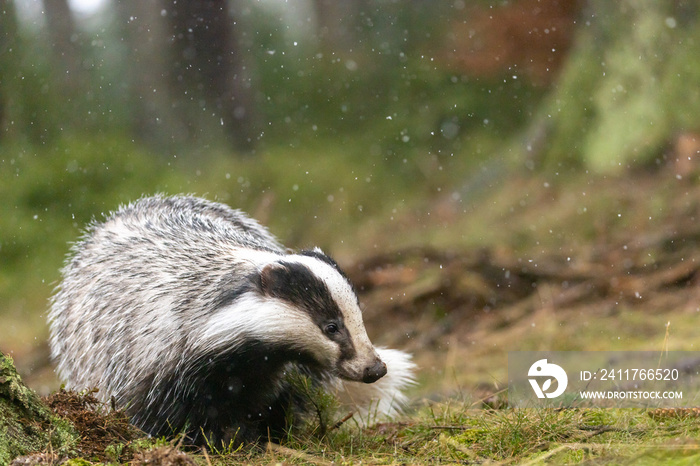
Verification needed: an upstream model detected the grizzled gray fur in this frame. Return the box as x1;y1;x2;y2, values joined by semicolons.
49;195;415;444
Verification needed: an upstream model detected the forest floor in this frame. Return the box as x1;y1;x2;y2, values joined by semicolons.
8;153;700;464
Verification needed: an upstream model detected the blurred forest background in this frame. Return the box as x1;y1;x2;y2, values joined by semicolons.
2;0;700;394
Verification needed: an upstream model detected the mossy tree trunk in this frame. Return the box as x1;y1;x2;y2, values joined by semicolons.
522;0;700;172
0;352;78;464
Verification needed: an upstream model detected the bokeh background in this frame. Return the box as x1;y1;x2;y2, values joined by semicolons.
2;0;700;398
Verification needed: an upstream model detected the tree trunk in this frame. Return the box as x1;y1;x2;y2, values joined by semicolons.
220;0;259;150
521;0;700;172
115;0;186;148
0;0;18;139
42;0;84;106
168;0;258;151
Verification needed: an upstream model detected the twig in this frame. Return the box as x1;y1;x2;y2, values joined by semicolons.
579;425;620;439
330;411;354;431
469;386;509;408
266;442;333;466
520;443;603;466
523;441;700;466
201;447;212;466
429;425;477;431
578;424;621;433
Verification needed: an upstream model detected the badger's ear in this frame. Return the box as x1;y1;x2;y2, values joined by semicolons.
258;262;287;297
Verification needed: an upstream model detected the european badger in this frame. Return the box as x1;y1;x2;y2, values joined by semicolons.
49;195;415;444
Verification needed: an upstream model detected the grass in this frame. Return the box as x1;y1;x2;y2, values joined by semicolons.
138;401;700;464
12;372;700;465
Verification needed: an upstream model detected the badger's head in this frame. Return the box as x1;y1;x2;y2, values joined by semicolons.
198;248;387;383
253;248;387;384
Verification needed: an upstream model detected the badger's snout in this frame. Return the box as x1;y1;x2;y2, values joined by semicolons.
362;359;387;383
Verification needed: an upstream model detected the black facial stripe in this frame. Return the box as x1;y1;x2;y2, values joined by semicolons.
299;249;360;305
258;261;356;361
331;326;355;361
261;262;340;324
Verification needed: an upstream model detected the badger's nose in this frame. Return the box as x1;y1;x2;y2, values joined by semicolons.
362;360;387;383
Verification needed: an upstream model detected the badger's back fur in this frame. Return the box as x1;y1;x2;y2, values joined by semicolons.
49;195;414;443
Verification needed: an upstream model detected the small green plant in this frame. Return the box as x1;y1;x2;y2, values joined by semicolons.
282;369;343;440
104;443;124;462
201;431;245;457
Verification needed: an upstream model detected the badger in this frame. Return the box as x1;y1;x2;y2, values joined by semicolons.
48;194;415;444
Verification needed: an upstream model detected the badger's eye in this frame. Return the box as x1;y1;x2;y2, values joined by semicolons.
324;323;339;335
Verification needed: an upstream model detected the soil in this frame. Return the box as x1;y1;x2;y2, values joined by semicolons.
43;389;144;463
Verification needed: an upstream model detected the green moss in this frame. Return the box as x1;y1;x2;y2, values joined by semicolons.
104;443;125;463
0;353;79;463
63;459;92;466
